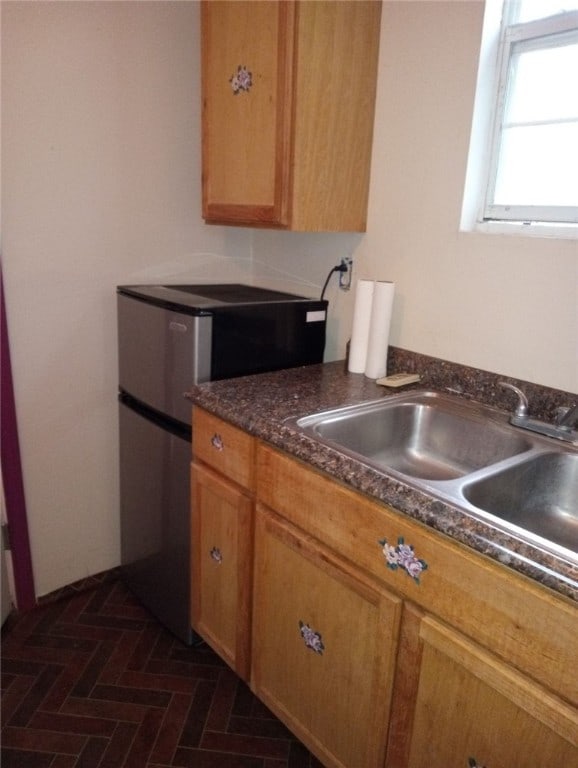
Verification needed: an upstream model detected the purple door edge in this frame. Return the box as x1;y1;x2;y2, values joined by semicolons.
1;265;36;611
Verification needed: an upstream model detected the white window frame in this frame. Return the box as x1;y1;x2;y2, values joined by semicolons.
483;7;578;227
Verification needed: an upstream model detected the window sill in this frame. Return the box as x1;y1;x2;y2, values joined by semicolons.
471;220;578;240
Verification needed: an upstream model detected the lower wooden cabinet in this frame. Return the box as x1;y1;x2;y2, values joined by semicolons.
405;617;578;768
251;504;402;768
190;461;253;679
190;412;578;767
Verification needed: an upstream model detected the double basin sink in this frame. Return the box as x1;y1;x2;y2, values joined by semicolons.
289;391;578;564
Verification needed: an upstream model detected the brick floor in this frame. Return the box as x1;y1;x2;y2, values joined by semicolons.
1;578;322;767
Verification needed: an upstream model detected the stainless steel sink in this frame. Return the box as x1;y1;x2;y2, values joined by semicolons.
289;390;578;564
463;453;578;555
294;391;531;480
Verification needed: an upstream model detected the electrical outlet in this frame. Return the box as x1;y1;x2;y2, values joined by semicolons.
339;257;353;290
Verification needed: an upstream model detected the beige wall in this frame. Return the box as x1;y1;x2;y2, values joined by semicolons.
2;1;577;597
364;0;577;390
254;0;578;393
2;1;252;596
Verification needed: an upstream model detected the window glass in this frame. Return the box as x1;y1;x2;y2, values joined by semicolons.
506;40;578;124
494;123;578;206
484;2;578;223
462;0;578;232
513;1;578;24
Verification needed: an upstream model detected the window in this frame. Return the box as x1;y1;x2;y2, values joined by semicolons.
463;0;578;234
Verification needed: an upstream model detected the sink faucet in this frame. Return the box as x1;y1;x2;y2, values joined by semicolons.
498;382;528;418
498;381;578;445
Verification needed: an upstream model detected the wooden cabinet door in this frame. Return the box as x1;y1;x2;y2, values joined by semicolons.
201;0;294;227
191;462;253;679
252;504;401;768
201;1;381;232
290;0;381;232
407;617;578;768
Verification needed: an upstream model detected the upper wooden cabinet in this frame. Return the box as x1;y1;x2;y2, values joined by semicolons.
201;0;382;231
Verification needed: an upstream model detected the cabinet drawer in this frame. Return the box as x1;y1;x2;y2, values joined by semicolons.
256;444;578;705
193;408;255;490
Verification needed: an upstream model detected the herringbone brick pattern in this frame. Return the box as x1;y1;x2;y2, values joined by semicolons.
1;578;322;767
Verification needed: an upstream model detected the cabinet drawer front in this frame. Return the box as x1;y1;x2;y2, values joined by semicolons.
256;444;578;705
193;408;255;490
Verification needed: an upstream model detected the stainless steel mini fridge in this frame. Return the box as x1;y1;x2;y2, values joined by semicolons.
117;284;327;643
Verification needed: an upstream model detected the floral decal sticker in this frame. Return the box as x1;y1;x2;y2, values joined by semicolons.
211;433;224;451
299;621;325;655
378;536;428;584
230;65;252;94
210;547;223;564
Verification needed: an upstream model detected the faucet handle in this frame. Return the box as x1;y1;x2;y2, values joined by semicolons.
555;403;578;430
498;381;529;418
555;406;569;424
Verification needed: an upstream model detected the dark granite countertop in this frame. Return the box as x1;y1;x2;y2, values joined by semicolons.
186;355;578;603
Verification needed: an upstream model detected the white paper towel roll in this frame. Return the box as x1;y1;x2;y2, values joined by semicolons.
348;279;375;373
364;281;395;379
